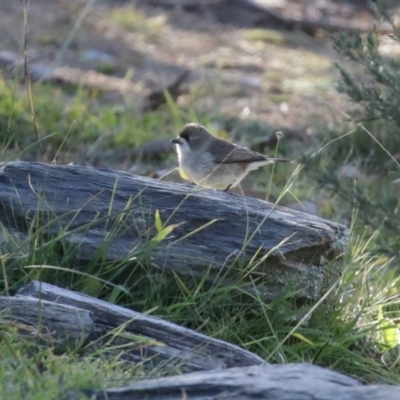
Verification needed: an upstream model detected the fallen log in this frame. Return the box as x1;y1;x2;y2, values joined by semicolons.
75;363;400;400
0;294;93;349
0;161;349;302
7;281;399;399
16;281;263;371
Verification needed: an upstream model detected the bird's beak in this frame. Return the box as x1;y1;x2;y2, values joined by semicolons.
171;137;182;145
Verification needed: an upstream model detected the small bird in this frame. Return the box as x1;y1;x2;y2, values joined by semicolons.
171;123;292;191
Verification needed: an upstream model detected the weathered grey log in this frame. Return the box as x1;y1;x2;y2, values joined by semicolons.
0;161;349;301
0;295;93;349
18;281;264;371
6;285;400;400
74;363;400;400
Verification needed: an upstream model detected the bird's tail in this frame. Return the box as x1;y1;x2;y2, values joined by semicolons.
249;158;293;170
270;158;293;163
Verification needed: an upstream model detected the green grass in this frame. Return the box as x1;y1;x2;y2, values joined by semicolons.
0;332;139;399
110;6;166;38
0;75;174;161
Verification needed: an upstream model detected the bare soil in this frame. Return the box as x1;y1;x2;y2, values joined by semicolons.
0;0;388;169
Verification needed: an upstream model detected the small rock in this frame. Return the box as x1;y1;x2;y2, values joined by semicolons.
337;164;362;179
238;76;262;90
81;49;115;65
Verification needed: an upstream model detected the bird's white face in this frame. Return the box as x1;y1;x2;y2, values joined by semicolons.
172;137;192;165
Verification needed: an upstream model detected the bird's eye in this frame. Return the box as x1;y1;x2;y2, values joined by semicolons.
180;131;190;142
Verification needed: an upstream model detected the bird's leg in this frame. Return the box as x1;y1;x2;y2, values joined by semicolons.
223;184;232;192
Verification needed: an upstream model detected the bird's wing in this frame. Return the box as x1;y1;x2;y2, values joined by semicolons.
208;138;269;164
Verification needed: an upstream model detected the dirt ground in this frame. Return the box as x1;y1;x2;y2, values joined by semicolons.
0;0;392;171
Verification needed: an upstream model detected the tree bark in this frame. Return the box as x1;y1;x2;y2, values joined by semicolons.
0;161;349;302
75;363;400;400
0;294;93;349
7;281;399;400
17;281;264;372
